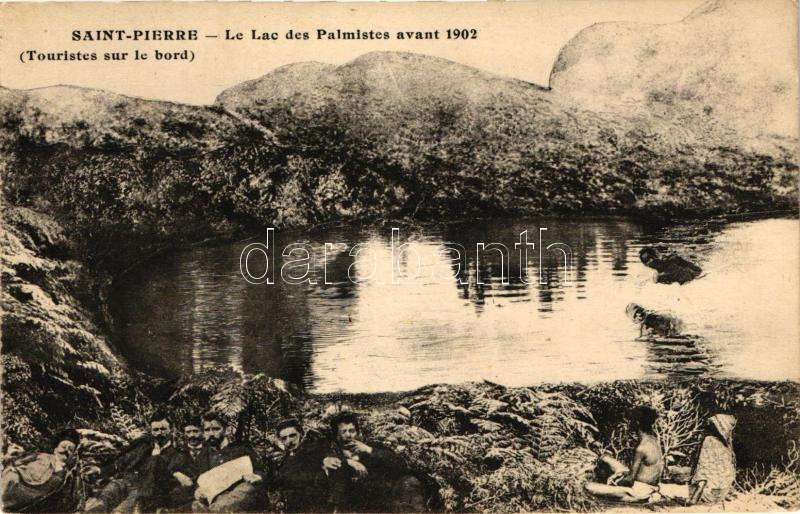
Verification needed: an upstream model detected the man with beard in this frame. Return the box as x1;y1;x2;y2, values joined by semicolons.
84;412;181;512
191;411;265;512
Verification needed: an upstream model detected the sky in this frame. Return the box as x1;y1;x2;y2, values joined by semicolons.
1;1;706;105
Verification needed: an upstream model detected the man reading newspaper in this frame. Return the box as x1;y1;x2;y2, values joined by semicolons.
191;412;265;512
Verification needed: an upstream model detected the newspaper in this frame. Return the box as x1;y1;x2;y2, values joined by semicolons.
196;456;253;505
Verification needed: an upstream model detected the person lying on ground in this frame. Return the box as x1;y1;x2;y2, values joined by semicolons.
640;248;703;285
84;411;182;512
659;414;737;505
585;406;664;503
2;429;83;513
322;411;427;512
191;411;265;512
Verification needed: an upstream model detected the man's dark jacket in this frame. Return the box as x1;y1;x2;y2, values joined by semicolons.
98;436;181;509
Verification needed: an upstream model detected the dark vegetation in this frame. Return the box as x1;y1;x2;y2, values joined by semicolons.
10;364;799;511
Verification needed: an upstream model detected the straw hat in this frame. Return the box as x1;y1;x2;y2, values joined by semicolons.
708;414;736;446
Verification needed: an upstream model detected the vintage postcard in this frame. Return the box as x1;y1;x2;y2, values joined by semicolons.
0;1;798;512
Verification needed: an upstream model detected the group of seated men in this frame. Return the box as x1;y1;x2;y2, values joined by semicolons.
79;410;426;513
1;404;738;512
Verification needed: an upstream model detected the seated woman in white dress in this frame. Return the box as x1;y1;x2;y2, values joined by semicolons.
660;414;737;504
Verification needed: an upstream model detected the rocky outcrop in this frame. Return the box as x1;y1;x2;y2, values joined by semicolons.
549;0;798;151
215;51;554;135
0;85;250;151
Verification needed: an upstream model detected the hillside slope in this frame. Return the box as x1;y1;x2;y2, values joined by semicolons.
1;207;135;444
0;85;251;152
216;51;554;131
214;47;796;220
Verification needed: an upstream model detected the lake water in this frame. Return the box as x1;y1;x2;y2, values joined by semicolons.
110;217;799;392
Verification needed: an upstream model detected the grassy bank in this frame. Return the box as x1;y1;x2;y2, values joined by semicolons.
1;206;142;446
63;367;800;512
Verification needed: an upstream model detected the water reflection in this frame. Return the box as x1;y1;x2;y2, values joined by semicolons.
642;336;716;378
110;218;800;392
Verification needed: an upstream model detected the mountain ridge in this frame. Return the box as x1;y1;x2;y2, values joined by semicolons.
1;0;796;231
2;0;797;153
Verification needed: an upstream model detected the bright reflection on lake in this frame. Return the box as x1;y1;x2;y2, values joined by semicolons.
110;217;799;392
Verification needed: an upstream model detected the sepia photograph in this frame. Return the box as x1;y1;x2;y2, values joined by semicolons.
0;0;798;512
